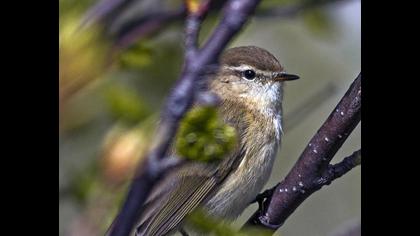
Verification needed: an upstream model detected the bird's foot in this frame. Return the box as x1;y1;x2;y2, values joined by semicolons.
251;185;277;213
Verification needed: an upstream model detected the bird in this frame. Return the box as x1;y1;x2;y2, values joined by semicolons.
120;46;299;236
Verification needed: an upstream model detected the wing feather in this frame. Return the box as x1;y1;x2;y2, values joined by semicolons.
135;144;245;236
151;178;217;236
135;163;216;236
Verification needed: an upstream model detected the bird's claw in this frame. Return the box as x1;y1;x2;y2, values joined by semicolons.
251;186;276;213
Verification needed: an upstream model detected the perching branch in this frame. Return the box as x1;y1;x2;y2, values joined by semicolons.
107;1;262;235
244;73;361;232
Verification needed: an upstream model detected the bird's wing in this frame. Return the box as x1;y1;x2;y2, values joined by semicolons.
135;145;246;236
104;163;182;236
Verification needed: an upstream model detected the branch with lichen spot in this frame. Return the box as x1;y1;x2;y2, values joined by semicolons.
244;73;361;233
107;1;262;235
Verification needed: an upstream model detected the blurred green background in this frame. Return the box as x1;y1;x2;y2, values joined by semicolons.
59;0;360;235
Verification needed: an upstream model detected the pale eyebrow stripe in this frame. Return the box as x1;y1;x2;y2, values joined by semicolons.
224;65;274;78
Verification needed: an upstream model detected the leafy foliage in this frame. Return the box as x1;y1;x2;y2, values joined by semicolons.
176;106;237;162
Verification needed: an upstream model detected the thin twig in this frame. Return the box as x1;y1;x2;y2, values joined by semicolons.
114;7;187;49
322;149;361;184
185;0;212;59
81;0;138;28
84;0;354;50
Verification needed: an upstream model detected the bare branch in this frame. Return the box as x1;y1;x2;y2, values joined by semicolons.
185;0;212;59
244;73;361;232
81;0;138;28
107;1;262;235
322;149;361;184
85;0;354;50
114;7;186;49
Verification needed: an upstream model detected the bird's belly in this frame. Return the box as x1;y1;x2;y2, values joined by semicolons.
203;142;278;220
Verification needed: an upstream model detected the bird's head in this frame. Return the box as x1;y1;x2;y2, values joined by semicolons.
210;46;299;113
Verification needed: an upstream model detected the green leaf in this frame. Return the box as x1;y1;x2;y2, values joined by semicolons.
176;106;237;162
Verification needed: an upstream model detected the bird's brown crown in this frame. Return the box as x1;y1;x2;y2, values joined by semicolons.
220;46;283;72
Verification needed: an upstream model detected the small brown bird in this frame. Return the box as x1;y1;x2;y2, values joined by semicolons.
134;46;299;236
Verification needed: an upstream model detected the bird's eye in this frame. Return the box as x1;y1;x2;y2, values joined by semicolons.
243;69;256;80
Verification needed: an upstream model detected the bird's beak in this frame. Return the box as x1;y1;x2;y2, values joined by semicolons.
273;72;300;82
